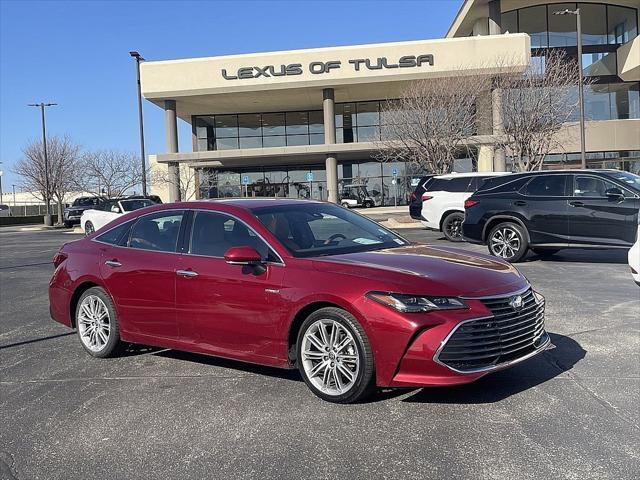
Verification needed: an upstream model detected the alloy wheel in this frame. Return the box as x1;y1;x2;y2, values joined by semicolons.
444;216;463;240
490;227;521;259
77;295;111;352
301;319;360;396
85;222;95;236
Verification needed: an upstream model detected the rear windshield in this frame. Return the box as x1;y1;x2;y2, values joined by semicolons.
73;197;101;207
429;177;472;193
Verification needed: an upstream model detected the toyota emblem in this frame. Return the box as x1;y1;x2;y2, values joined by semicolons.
509;295;524;310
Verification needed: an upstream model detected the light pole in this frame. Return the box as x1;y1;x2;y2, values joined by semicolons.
28;102;57;225
554;8;586;169
130;51;148;195
0;168;4;205
12;184;16;207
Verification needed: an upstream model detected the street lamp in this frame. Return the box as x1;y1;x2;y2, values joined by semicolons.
130;51;148;195
554;8;586;169
28;102;57;225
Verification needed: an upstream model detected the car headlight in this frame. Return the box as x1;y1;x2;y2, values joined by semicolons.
366;292;468;313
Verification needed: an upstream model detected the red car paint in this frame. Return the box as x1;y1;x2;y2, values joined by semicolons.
49;199;545;388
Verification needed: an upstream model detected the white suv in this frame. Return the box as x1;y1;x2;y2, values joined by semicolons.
421;172;510;241
629;213;640;286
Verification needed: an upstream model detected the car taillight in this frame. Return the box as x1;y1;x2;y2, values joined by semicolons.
421;194;433;201
464;199;479;209
410;192;417;201
53;252;68;268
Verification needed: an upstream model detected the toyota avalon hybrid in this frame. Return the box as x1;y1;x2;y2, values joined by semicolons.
49;199;549;403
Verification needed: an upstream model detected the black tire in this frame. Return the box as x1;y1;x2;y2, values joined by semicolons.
296;307;375;404
441;212;465;242
531;248;561;256
84;221;95;236
364;201;374;208
74;286;123;358
487;222;529;263
63;221;72;228
341;202;351;209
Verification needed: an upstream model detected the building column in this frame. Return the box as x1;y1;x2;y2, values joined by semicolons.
488;0;502;35
165;99;181;202
323;88;338;203
492;86;507;172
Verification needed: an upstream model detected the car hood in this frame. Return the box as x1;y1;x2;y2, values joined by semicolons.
312;244;527;297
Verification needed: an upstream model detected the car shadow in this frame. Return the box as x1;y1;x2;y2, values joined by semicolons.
401;332;585;404
152;349;302;382
523;249;629;264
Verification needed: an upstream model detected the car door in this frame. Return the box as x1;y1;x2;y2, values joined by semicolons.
568;174;640;246
175;210;286;363
99;210;185;340
519;174;572;246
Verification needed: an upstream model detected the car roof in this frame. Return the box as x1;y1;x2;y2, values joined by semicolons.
196;198;325;209
434;171;511;179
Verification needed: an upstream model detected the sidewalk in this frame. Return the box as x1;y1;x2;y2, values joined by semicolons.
357;205;423;229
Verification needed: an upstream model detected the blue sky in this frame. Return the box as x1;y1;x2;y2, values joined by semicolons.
0;0;460;189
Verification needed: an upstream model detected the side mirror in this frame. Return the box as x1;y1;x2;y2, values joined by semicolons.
605;187;624;201
111;205;121;213
224;246;263;265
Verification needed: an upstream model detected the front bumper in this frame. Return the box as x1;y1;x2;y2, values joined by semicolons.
372;286;550;388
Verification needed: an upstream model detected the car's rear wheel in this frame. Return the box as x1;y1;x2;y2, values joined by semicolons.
341;201;351;208
75;287;123;358
487;222;528;263
297;307;375;404
442;212;465;242
84;221;95;236
363;200;374;208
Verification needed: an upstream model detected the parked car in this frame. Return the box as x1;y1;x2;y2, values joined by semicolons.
420;172;511;241
80;197;157;235
340;184;379;208
63;196;106;227
408;175;435;220
629;213;640;286
463;170;640;262
50;198;549;404
0;204;10;217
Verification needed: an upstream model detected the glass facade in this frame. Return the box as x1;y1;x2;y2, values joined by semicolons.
537;150;640;173
502;2;639;122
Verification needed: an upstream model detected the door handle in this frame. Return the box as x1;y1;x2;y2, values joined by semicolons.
569;201;584;207
104;260;122;268
514;200;527;206
176;269;198;278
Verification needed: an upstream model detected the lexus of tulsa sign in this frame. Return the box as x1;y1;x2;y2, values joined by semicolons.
221;54;434;80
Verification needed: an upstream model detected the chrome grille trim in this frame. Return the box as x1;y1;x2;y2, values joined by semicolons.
434;287;550;374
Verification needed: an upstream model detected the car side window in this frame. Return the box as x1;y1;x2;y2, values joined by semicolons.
523;175;568;197
574;176;619;197
95;221;132;246
129;212;184;252
190;211;278;261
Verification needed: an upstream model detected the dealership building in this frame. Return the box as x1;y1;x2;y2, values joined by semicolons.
141;0;639;204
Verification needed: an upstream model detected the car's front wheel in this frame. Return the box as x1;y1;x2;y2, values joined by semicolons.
487;222;529;263
297;307;375;403
75;286;123;358
84;221;95;236
442;212;465;242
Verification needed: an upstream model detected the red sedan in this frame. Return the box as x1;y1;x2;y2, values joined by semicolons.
49;199;550;403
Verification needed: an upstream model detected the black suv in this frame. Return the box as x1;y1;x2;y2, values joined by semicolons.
462;170;640;262
63;196;106;227
408;175;435;219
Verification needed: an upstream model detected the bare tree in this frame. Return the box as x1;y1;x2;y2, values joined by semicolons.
151;164;198;201
78;150;145;197
494;50;584;171
375;73;489;174
14;135;81;223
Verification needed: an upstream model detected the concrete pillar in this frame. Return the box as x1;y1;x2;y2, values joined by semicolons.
477;146;495;172
165;99;181;202
323;88;338;203
492;87;507;171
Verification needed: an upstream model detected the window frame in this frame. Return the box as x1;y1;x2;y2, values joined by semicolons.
573;173;637;198
126;209;187;253
521;174;571;197
184;209;285;265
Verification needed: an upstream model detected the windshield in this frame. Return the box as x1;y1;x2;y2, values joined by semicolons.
120;199;155;212
253;203;408;258
73;197;101;207
605;171;640;192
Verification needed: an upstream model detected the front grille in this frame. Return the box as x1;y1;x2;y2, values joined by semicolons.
436;289;548;373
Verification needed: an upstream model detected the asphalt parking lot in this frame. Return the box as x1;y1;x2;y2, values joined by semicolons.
1;224;638;480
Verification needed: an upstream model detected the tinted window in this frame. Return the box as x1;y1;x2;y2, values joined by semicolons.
95;221;132;246
574;175;624;197
468;176;492;192
190;211;278;261
430;177;472;193
129;212;184;252
477;176;530;193
253;203;406;258
524;175;569;196
120;199;155;212
74;197;102;207
604;171;640;193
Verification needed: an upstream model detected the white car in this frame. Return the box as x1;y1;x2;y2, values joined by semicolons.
629;215;640;286
81;198;156;235
420;172;510;241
